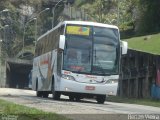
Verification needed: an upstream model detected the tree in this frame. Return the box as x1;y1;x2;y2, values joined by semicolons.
0;0;46;57
136;0;160;35
74;0;117;24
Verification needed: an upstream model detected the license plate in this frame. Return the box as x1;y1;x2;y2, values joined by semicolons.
85;86;95;90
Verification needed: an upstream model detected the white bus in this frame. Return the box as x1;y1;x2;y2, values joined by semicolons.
32;21;127;104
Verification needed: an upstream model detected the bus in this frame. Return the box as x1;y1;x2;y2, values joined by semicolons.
32;21;127;104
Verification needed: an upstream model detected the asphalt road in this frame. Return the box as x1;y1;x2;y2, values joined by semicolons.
0;88;160;120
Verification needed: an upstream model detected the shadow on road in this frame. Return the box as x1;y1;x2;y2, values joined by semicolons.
31;95;108;105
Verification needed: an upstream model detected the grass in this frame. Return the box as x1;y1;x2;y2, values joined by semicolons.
107;96;160;107
0;99;70;120
124;33;160;55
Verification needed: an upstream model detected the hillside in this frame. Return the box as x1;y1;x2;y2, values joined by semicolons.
124;33;160;55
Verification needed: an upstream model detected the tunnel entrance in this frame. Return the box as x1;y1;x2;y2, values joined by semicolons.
6;58;32;89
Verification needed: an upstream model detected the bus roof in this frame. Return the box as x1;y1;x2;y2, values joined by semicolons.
37;21;119;41
63;21;118;29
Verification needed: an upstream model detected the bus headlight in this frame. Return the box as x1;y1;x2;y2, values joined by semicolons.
106;79;118;84
61;74;75;81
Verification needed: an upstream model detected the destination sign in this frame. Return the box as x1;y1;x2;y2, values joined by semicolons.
66;26;90;36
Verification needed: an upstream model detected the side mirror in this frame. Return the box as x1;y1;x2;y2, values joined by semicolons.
59;35;65;50
121;41;128;55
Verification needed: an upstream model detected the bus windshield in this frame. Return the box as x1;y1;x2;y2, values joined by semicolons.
63;25;120;75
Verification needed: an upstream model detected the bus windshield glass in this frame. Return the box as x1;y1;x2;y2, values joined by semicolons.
63;25;120;75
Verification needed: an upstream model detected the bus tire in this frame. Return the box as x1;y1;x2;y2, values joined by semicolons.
52;79;60;100
36;80;42;97
37;91;42;97
42;92;49;98
75;96;81;102
96;95;106;104
69;95;75;101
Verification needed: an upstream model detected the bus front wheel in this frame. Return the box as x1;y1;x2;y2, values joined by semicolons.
96;95;106;104
69;95;81;101
69;95;74;101
52;81;60;100
42;92;49;98
36;91;43;97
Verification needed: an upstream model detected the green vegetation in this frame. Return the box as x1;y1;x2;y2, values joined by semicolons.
0;99;70;120
1;0;160;57
137;0;160;35
124;33;160;55
107;96;160;107
75;0;117;23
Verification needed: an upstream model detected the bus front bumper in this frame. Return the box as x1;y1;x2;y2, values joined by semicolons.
58;78;108;95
